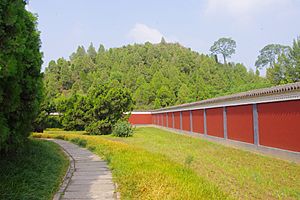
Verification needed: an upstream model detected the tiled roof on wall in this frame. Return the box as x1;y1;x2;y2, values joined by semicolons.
152;82;300;113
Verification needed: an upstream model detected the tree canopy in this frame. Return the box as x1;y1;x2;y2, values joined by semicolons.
210;37;236;64
0;0;42;152
255;44;290;70
43;41;268;115
267;37;300;84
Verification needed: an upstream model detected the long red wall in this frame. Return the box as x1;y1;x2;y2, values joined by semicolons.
258;100;300;152
206;108;224;138
130;99;300;153
128;113;152;125
163;113;167;127
174;112;181;129
167;113;173;128
192;110;204;134
182;111;191;131
227;105;254;144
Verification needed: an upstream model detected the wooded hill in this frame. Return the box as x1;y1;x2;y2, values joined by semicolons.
44;41;270;111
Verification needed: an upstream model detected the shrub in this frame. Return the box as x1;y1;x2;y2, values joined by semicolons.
112;121;134;137
70;137;87;147
54;135;65;140
85;120;112;135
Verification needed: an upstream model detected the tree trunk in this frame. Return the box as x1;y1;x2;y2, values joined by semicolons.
223;54;227;65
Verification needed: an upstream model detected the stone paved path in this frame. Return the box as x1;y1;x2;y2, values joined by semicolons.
52;139;116;200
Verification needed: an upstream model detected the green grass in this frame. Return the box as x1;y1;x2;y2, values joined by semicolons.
0;139;69;200
104;127;300;200
33;127;300;199
43;128;86;135
32;132;230;200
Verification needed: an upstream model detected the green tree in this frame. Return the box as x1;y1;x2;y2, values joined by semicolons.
61;94;88;131
70;46;86;60
97;44;105;54
155;86;175;108
177;84;192;104
160;37;167;44
210;37;236;64
255;44;290;70
85;83;133;135
87;42;97;62
0;0;42;152
42;40;269;113
268;37;300;84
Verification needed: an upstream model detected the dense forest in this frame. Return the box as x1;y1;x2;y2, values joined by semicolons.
38;36;300;133
44;40;269;112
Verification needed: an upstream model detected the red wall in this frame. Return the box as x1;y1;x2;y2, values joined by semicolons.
227;105;254;144
163;113;167;127
128;113;152;125
131;99;300;153
258;100;300;152
192;110;204;134
182;111;191;131
167;112;173;128
174;112;181;129
206;108;224;138
159;114;162;126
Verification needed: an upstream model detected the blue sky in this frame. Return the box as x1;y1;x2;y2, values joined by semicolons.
27;0;300;72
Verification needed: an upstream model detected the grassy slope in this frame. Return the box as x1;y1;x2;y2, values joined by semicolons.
103;127;300;199
0;139;69;200
33;132;229;200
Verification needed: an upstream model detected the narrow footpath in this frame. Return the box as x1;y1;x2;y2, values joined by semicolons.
51;139;116;200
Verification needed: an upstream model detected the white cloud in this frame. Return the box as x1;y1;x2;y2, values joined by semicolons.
128;23;177;44
204;0;293;19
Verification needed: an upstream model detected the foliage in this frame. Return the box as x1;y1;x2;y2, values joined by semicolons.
266;37;300;84
70;137;87;147
210;37;236;64
32;132;229;200
0;0;43;152
32;110;48;133
84;83;134;135
0;139;68;199
112;120;134;137
255;44;290;70
60;94;88;131
43;41;268;114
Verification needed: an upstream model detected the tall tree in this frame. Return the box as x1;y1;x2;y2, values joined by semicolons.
87;42;97;62
160;37;167;44
70;46;86;60
210;37;236;64
267;37;300;84
0;0;42;152
97;44;105;54
255;44;290;70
